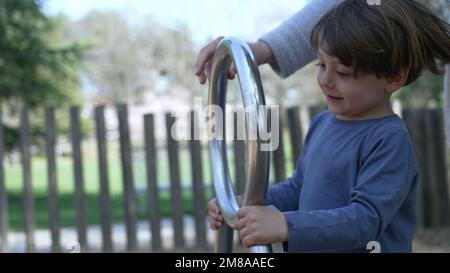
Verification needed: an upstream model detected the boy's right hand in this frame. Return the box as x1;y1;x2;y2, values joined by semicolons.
208;197;224;230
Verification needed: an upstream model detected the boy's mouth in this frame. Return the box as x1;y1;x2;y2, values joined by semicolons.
326;94;344;103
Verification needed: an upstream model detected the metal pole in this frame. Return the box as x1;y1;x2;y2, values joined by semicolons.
208;37;272;253
444;65;450;149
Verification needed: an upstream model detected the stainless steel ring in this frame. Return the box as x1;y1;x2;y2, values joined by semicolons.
208;37;271;253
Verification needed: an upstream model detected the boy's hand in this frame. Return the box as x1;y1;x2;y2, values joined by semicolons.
236;206;288;248
208;197;224;230
208;196;244;230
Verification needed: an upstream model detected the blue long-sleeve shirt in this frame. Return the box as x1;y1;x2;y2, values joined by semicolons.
266;111;419;253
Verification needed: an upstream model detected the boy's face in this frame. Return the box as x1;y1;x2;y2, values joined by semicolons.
316;49;394;121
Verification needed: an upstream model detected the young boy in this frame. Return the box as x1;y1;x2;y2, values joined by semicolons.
208;0;450;252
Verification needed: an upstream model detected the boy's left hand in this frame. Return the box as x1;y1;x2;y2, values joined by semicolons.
236;206;288;248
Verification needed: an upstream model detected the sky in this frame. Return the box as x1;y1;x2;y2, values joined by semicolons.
43;0;307;46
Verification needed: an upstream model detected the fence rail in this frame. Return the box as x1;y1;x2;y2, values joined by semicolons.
0;103;448;252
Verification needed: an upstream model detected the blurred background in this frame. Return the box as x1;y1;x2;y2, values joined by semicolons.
0;0;449;253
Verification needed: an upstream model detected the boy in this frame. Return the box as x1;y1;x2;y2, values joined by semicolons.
208;0;450;252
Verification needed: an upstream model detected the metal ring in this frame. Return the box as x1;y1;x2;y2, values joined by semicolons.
208;37;271;253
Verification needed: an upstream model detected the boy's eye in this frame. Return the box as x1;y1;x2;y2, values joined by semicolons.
315;63;325;70
337;71;350;77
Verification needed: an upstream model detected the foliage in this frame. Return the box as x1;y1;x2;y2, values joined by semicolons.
70;12;198;105
396;72;445;108
395;0;449;108
0;0;85;152
0;0;83;107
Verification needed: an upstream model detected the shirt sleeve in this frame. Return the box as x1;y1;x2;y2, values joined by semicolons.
258;0;344;78
282;127;419;252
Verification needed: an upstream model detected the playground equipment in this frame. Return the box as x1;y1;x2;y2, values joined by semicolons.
208;37;272;253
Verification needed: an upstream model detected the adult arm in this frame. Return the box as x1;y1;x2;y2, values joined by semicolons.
195;0;343;84
259;0;344;78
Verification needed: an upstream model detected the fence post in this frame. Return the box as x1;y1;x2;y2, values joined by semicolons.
165;113;185;249
308;104;327;121
45;108;61;253
20;106;35;253
402;109;426;228
117;104;138;251
426;109;450;227
0;110;8;252
423;109;440;227
70;106;88;252
189;111;207;250
215;224;234;253
233;111;246;195
286;107;303;170
94;105;113;252
144;113;162;251
271;108;286;183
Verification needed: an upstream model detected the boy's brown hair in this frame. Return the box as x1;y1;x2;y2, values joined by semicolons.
310;0;450;86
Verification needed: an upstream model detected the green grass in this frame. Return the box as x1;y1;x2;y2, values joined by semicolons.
4;133;297;232
4;140;216;231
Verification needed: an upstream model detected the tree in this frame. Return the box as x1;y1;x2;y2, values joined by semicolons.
0;0;83;108
419;0;450;20
69;11;151;104
395;0;450;108
142;22;198;97
0;0;84;152
69;12;200;105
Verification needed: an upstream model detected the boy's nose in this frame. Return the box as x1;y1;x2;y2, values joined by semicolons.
318;71;335;89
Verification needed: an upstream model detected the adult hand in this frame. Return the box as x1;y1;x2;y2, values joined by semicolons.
195;36;235;85
195;37;275;85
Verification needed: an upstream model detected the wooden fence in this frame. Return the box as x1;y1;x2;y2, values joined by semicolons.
0;104;448;253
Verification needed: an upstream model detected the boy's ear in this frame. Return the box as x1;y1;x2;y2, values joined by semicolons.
385;67;409;94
